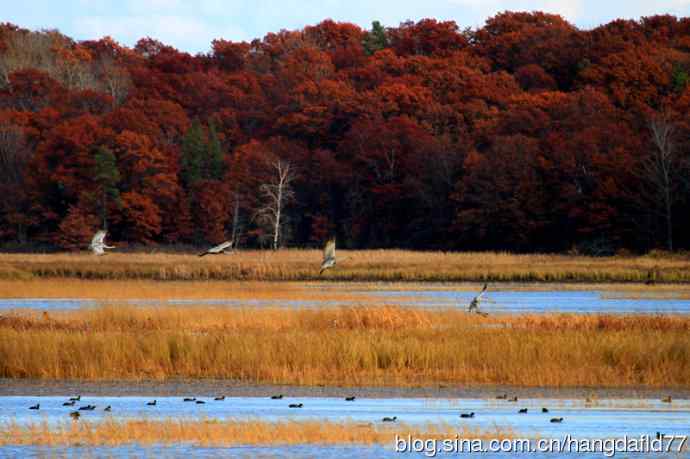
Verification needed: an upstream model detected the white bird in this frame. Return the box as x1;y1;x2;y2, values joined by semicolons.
90;230;114;256
468;283;488;314
320;238;337;274
198;240;234;257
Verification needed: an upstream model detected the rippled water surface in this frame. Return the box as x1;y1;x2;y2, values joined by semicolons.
5;445;689;459
1;395;688;457
2;396;688;437
1;285;689;314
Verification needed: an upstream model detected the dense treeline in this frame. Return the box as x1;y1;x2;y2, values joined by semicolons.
1;13;689;252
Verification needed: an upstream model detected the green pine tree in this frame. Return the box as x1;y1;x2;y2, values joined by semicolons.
181;119;205;186
93;146;120;229
206;119;225;180
363;21;389;55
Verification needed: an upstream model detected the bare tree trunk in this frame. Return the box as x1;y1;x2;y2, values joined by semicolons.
256;159;295;250
665;187;673;251
273;180;282;250
648;115;676;251
231;192;240;243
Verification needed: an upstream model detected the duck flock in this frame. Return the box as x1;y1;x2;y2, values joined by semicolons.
26;392;605;425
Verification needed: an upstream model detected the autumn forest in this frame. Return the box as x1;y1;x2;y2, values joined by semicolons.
1;12;690;253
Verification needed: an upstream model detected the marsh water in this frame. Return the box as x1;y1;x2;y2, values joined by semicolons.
2;283;689;457
1;283;690;314
1;395;688;458
2;395;689;438
10;445;690;459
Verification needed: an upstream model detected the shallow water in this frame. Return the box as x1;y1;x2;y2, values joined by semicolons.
5;445;689;459
2;396;688;458
2;396;688;439
1;286;689;314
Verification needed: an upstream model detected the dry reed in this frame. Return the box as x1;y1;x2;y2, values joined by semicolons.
3;279;690;302
1;250;689;282
0;418;511;446
1;305;688;387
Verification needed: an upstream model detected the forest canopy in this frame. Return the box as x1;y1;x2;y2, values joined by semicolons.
1;13;689;253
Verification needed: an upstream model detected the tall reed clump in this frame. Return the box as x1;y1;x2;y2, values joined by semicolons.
0;419;512;446
1;251;689;282
1;306;689;387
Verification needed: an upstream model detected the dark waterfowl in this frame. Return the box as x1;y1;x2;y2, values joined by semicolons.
79;405;96;411
518;408;528;414
288;403;303;408
271;395;284;400
147;400;157;406
29;403;40;410
183;397;196;402
63;400;76;406
542;408;549;413
345;396;356;401
382;416;397;422
214;396;225;401
69;396;81;402
460;412;475;418
196;400;206;404
104;405;112;412
550;417;564;423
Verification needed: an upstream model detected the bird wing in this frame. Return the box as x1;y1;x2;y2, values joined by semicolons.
323;238;336;262
218;240;233;251
209;240;232;253
476;283;488;300
91;230;107;246
91;230;106;248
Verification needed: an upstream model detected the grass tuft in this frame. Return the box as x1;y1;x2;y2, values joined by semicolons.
0;419;512;446
0;250;689;282
1;305;688;387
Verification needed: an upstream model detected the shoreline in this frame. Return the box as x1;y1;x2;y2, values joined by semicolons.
2;379;689;399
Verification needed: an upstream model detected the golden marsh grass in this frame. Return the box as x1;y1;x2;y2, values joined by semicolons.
1;305;688;387
0;419;512;446
2;279;690;301
1;250;689;282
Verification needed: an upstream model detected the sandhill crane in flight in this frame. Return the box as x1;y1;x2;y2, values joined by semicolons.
198;240;234;257
320;238;337;274
90;230;114;256
468;283;488;315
